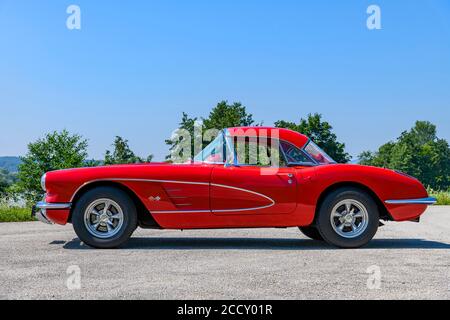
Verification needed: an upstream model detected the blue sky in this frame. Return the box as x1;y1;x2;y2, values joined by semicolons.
0;0;449;161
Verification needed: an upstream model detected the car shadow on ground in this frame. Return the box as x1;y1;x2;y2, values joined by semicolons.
60;237;450;250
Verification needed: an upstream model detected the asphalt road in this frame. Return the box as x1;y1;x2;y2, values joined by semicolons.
1;206;449;300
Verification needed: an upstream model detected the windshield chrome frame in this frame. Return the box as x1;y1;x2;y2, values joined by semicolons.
193;130;227;165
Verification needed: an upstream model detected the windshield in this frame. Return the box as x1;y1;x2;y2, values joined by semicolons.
304;141;336;165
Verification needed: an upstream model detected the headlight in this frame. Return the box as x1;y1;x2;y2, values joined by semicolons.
41;173;46;191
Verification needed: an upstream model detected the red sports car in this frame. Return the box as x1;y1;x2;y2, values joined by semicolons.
33;127;436;249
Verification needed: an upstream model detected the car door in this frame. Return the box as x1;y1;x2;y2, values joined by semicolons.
210;166;297;215
210;133;298;216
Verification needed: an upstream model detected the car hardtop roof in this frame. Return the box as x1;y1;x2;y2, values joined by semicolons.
226;126;309;149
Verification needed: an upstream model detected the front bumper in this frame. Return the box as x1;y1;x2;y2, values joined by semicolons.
32;201;72;225
385;197;437;205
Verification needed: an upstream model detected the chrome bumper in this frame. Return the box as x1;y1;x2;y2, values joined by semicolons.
385;197;437;205
32;201;72;225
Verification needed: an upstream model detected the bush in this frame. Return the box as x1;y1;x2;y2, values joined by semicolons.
428;188;450;205
0;206;34;222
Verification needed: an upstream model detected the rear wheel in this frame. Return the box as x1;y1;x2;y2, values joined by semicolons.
316;187;379;248
299;226;324;241
72;187;137;249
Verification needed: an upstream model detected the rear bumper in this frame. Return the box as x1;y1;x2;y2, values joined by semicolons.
32;202;72;225
385;197;437;205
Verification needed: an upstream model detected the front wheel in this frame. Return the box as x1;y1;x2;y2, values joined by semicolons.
316;187;379;248
72;187;137;249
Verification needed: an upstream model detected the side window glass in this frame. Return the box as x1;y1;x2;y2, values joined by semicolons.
233;137;286;167
280;141;312;164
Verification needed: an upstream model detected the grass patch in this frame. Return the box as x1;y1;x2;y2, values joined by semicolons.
0;206;34;222
428;189;450;205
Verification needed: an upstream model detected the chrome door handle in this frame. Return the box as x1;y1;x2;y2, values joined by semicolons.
277;173;294;178
276;173;294;184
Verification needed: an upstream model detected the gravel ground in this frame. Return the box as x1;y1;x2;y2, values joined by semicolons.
0;206;449;300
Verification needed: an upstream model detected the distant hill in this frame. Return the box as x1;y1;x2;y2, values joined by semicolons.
0;157;22;173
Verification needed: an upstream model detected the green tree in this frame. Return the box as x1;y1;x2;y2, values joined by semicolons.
275;113;351;163
202;101;255;130
0;169;11;195
105;136;153;165
0;169;18;194
359;121;450;190
17;130;89;202
166;101;256;160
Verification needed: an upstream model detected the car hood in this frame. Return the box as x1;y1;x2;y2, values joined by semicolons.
49;162;174;173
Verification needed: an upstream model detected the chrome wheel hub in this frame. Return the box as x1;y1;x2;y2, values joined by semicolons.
342;214;353;224
84;199;124;239
330;199;369;239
